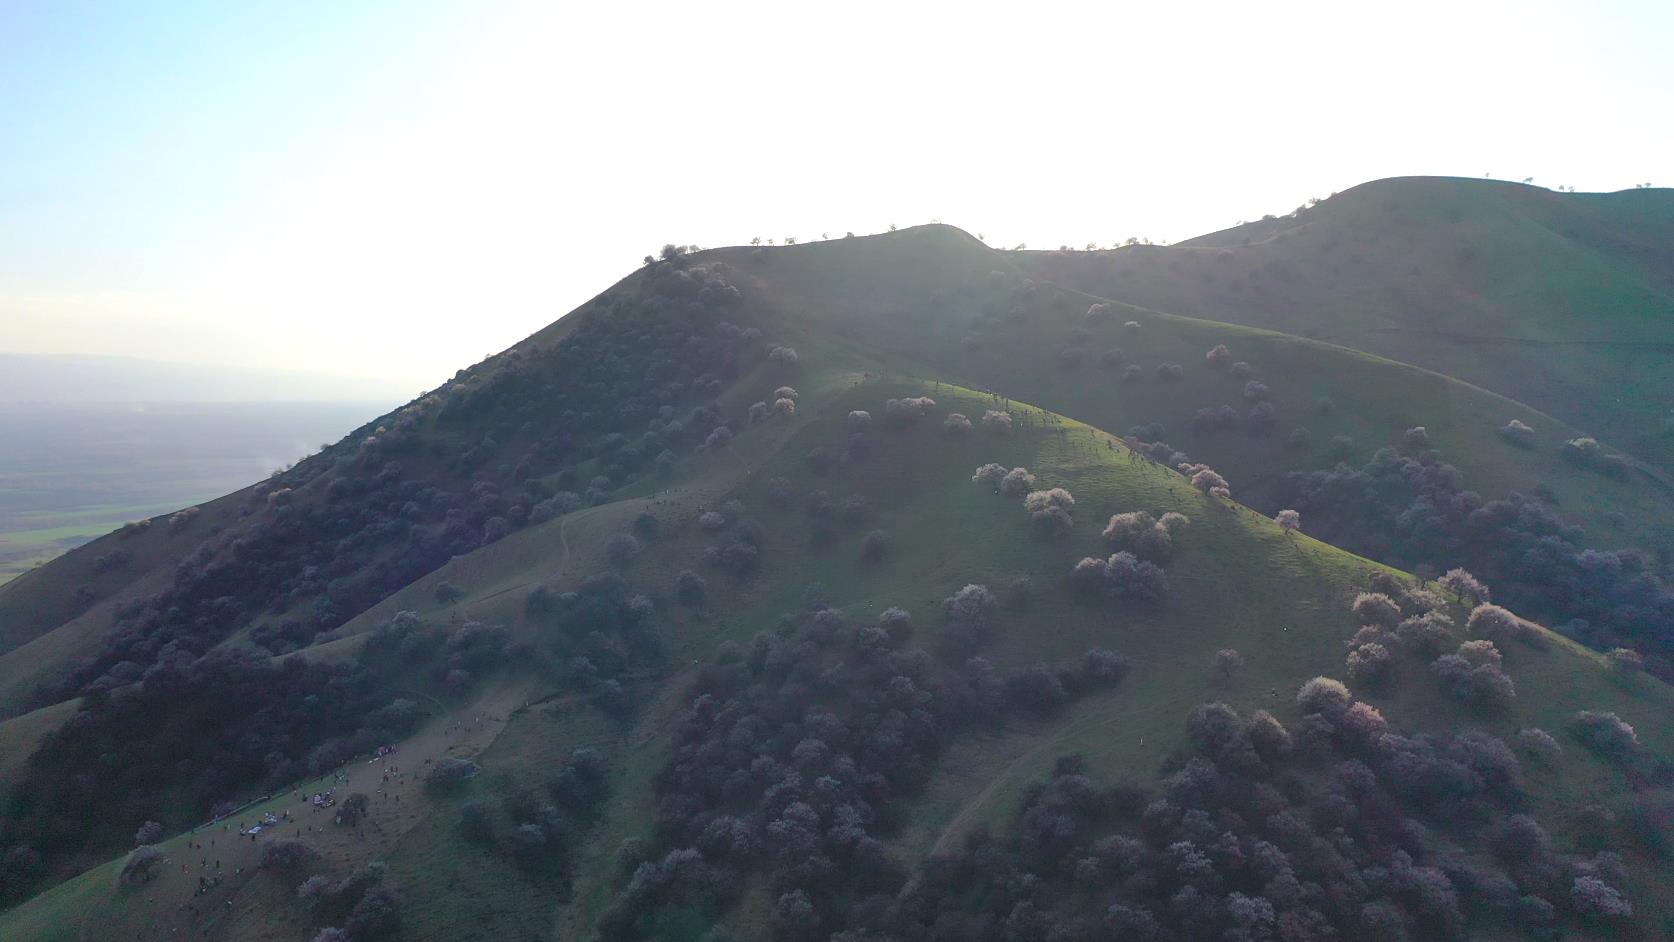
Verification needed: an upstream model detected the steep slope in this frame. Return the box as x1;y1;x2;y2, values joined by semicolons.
6;377;1672;941
3;217;1674;940
725;227;1674;665
748;225;1673;549
1018;177;1674;470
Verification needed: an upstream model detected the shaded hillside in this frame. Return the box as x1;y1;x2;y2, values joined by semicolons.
722;226;1674;667
17;222;1671;717
1017;177;1674;471
7;377;1674;941
2;214;1674;941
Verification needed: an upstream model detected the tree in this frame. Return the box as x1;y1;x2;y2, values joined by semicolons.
884;396;937;424
1432;641;1516;709
1076;551;1167;601
1605;647;1644;675
259;839;314;870
877;607;913;643
338;792;370;827
1082;648;1131;685
1352;592;1402;628
1275;509;1301;534
1005;663;1069;715
1498;419;1536;448
632;511;660;540
1213;648;1244;684
860;529;892;563
676;570;708;607
981;410;1013;433
1184;464;1231;500
435;581;465;604
972;463;1007;489
1295;676;1351;715
1346;642;1395;687
1466;604;1526;644
1563;436;1603;466
1480;729;1541;775
345;884;401;937
943;584;997;626
117;845;164;886
1023;488;1075;514
1571;875;1632;918
943;413;973;435
1000;467;1036;497
1439;568;1490;604
1396;611;1455;656
1103;511;1179;561
606;533;641;568
1030;505;1073;537
1205;344;1232;368
134;820;162;847
1571;711;1639;761
426;757;479;791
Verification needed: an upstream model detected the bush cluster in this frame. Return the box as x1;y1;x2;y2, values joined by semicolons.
1281;447;1674;668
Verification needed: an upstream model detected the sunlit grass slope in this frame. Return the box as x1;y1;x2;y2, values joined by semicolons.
721;222;1674;562
7;376;1673;939
1022;176;1674;470
553;377;1674;938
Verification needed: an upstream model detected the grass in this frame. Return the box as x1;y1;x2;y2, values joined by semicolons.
701;220;1674;567
7;214;1674;939
1025;176;1674;470
9;375;1674;939
549;376;1674;937
0;699;80;799
0;679;534;941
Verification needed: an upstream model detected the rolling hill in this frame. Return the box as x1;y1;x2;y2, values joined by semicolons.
1018;176;1674;472
2;182;1673;942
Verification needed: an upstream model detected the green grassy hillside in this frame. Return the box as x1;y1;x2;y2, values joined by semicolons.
1019;176;1674;471
716;224;1674;567
8;377;1671;940
3;208;1673;941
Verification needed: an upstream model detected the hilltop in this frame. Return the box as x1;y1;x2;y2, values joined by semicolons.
2;181;1673;941
1018;176;1674;471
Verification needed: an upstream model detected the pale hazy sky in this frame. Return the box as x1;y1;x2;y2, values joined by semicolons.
3;0;1669;392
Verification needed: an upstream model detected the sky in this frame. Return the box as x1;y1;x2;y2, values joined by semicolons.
2;0;1670;393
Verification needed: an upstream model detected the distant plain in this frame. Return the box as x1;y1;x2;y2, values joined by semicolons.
0;402;386;583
